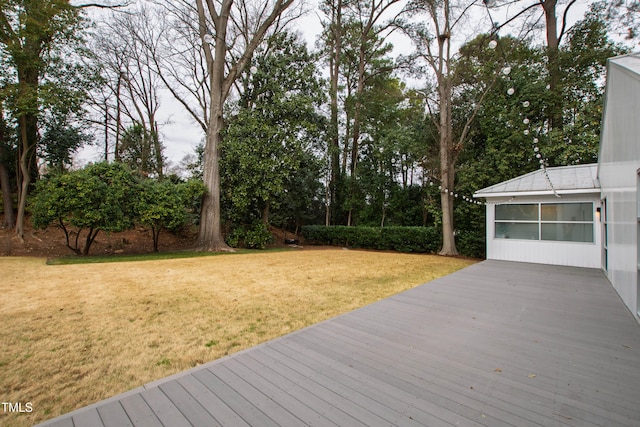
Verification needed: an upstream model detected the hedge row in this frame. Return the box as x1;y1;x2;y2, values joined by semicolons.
301;225;441;253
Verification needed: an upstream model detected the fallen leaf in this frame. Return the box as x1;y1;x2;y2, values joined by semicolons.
528;374;536;378
622;344;632;349
494;368;502;373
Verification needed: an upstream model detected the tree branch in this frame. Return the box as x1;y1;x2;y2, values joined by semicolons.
74;2;132;9
557;0;578;45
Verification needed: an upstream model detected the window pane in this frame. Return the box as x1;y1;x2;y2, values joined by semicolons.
541;203;593;222
495;204;539;221
495;222;539;240
541;223;594;242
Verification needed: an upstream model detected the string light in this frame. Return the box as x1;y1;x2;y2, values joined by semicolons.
416;6;563;209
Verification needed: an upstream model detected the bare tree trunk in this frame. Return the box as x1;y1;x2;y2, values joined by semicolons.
347;49;366;226
262;200;270;225
325;0;343;225
431;0;458;255
0;161;12;229
542;0;562;133
197;93;230;251
0;106;13;229
195;0;294;251
438;76;458;256
15;113;37;241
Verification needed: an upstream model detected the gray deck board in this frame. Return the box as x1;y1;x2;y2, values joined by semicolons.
37;260;640;426
96;401;132;427
241;348;364;426
157;380;220;426
176;374;251;427
118;394;163;427
192;368;280;427
138;387;192;427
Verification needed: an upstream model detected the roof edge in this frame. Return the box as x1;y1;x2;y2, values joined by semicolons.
473;188;601;199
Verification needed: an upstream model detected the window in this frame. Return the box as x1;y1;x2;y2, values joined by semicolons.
495;202;594;243
495;204;538;240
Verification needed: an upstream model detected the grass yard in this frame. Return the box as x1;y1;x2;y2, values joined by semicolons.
0;249;475;426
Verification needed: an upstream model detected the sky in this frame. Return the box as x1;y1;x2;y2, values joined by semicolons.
77;0;593;171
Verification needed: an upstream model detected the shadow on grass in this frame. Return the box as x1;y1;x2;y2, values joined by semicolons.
47;247;298;265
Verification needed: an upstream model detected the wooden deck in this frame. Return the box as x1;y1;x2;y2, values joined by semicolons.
39;260;640;426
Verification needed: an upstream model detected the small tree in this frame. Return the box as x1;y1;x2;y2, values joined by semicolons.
135;178;205;252
31;162;138;255
39;118;88;174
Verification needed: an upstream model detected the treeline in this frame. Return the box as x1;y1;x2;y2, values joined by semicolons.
0;1;631;258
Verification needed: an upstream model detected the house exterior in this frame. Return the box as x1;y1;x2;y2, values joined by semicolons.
598;53;640;321
474;53;640;323
474;164;602;269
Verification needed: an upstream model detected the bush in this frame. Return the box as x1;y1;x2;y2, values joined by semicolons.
31;162;138;255
226;222;274;249
301;226;441;253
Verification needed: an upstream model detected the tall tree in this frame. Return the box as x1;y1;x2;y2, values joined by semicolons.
0;0;93;238
342;0;401;225
90;4;165;174
403;0;496;255
486;0;582;136
319;0;344;225
194;0;295;251
222;31;326;229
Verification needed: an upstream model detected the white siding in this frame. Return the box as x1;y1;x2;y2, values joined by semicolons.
486;194;602;269
598;56;640;320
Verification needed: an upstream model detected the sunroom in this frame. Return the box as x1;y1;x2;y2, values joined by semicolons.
474;164;602;268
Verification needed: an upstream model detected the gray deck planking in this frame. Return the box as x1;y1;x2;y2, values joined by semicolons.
117;394;163;427
37;260;640;426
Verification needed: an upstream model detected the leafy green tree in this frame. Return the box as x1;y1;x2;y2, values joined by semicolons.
221;31;326;230
136;178;205;252
119;123;164;177
549;7;626;165
0;0;96;238
193;0;294;252
452;8;624;257
31;162;138;255
402;0;498;255
39;117;88;173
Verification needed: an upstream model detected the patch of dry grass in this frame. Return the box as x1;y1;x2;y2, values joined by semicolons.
0;249;475;426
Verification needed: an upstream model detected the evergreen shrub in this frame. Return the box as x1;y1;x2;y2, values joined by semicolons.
301;226;441;253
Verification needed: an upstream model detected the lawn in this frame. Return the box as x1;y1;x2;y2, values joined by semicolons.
0;249;475;426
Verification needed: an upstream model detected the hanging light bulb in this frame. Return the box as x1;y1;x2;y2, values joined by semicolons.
536;153;542;159
533;138;539;144
524;129;530;135
502;66;511;75
507;88;515;96
488;40;498;49
522;101;530;108
534;146;539;152
523;118;530;125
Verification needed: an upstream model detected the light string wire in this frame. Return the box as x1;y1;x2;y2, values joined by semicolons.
425;1;561;207
482;1;561;199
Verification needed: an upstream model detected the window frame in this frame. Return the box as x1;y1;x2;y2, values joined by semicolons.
495;202;595;244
